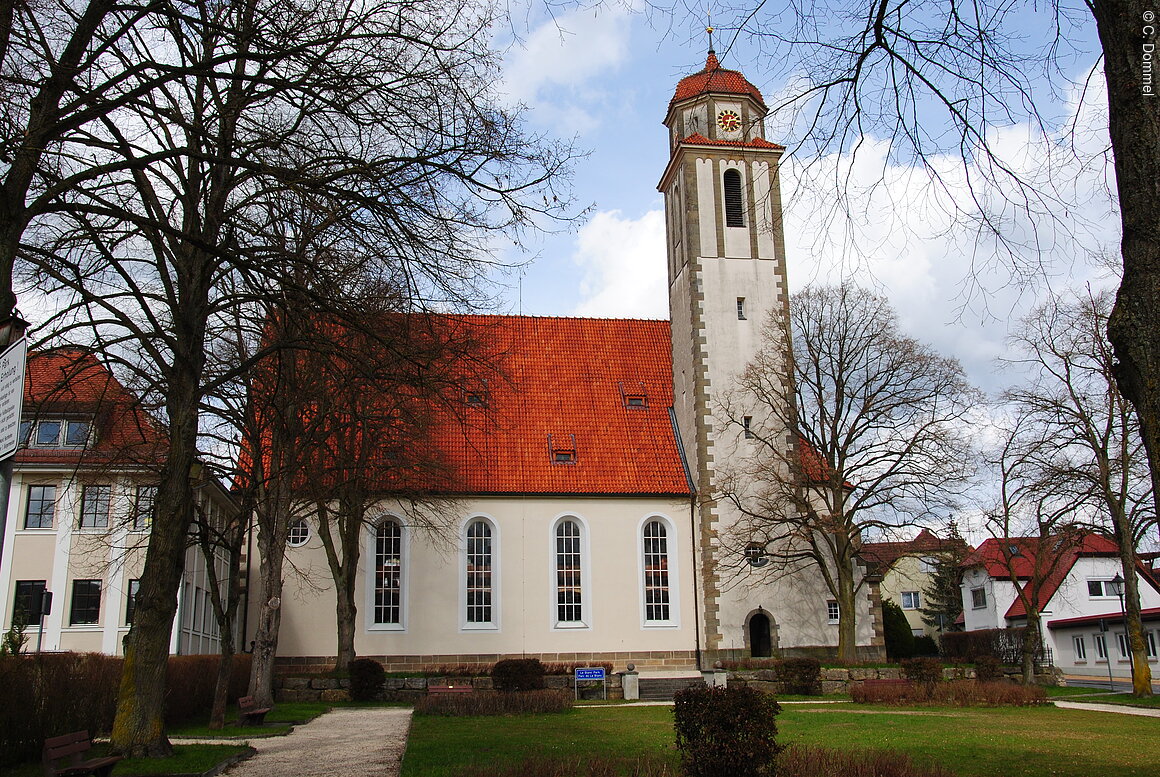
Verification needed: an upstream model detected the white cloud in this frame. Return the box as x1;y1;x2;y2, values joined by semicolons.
570;209;666;318
501;6;635;133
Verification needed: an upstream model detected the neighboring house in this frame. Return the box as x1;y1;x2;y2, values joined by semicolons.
960;534;1160;678
861;529;968;638
0;349;237;655
260;50;881;674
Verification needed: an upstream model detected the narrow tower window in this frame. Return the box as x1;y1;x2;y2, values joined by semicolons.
723;169;745;227
737;298;746;320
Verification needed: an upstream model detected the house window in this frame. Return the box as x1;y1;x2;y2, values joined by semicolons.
125;580;140;625
24;485;56;529
901;591;921;610
920;556;937;574
287;519;310;547
1115;632;1130;659
736;297;746;320
1087;579;1115;598
1073;635;1087;661
723;169;745;227
624;395;647;409
555;520;583;625
743;416;754;439
970;587;987;609
35;420;62;446
29;419;90;448
643;520;670;623
79;484;111;529
65;420;90;446
465;520;493;625
1094;633;1108;660
826;600;839;624
132;486;156;531
13;580;47;622
373;521;403;625
1146;631;1157;659
69;580;101;625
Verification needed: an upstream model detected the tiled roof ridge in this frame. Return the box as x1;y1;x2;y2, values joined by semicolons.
671;50;766;108
678;133;785;150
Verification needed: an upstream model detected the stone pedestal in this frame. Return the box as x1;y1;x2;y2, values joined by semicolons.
621;671;639;700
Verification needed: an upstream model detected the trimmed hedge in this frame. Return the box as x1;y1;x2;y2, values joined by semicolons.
851;679;1046;706
0;652;251;768
674;685;782;777
350;658;386;701
941;627;1048;666
492;658;546;692
415;689;573;716
900;658;943;685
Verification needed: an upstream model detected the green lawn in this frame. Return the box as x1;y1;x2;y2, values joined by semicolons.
6;744;250;777
401;703;1159;777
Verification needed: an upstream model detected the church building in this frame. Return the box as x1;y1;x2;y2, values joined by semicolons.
261;51;881;673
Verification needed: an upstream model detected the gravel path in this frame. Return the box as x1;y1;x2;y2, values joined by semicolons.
220;707;413;777
1052;700;1160;717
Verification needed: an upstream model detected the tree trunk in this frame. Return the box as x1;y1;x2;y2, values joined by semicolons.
208;526;244;730
1115;548;1154;696
1020;614;1041;686
836;559;858;662
209;644;235;730
249;508;289;709
335;585;357;672
1093;2;1160;525
111;392;201;757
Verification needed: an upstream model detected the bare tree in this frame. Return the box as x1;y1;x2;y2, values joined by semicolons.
719;283;979;660
1002;291;1155;695
676;0;1160;538
21;0;574;757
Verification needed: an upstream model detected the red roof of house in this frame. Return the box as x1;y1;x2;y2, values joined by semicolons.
861;529;966;570
671;51;765;108
1047;607;1160;629
961;534;1150;620
16;349;165;467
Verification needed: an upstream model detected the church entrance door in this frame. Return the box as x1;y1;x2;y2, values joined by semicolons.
749;612;772;657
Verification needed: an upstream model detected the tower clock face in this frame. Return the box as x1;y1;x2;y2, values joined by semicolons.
717;110;742;133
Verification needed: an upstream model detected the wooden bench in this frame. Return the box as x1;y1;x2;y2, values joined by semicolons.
427;684;474;695
238;695;273;726
43;731;122;777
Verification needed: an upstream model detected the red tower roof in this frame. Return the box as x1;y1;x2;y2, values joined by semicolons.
671;50;765;108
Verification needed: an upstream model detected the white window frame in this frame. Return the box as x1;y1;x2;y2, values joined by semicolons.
459;515;500;631
1146;630;1157;659
1116;631;1129;659
826;600;839;624
286;519;311;548
638;514;680;628
901;591;921;610
1072;635;1087;661
1087;579;1117;599
365;516;408;632
1094;632;1108;660
549;514;591;630
78;484;111;530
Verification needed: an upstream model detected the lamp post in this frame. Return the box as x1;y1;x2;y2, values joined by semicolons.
1107;573;1134;689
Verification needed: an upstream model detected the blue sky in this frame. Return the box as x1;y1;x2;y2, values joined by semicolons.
491;3;1121;402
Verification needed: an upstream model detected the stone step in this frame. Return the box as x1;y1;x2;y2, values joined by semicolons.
638;676;706;701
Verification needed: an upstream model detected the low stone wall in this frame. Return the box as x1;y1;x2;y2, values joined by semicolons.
275;672;625;703
274;651;696;676
727;665;1063;695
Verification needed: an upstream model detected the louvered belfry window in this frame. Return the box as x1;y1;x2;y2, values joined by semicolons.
723;168;745;227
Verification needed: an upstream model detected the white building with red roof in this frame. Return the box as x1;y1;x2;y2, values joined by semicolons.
961;534;1160;678
0;349;237;655
265;51;882;673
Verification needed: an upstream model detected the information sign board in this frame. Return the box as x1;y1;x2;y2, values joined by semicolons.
0;337;27;459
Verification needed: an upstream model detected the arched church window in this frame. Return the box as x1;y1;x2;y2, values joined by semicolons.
555;520;583;624
374;520;403;625
723;168;745;227
465;520;493;625
643;520;670;622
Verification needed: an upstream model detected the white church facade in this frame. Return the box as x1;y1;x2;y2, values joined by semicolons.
263;52;883;673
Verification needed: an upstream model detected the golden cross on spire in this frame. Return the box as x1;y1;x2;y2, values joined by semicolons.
706;5;714;52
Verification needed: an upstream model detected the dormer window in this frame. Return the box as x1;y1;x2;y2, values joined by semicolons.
619;382;648;410
463;380;490;409
549;434;577;465
465;392;488;408
625;395;646;409
21;418;91;448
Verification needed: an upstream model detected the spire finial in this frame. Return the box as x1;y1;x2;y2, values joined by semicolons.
706;5;714;53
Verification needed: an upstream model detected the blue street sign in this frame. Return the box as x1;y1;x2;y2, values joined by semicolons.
575;668;605;680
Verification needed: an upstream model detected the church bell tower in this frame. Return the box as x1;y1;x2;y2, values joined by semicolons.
660;49;794;658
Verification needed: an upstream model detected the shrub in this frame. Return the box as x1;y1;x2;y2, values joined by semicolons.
901;658;943;685
779;746;954;777
974;656;1002;682
941;627;1048;666
882;600;915;661
851;679;1046;706
778;657;822;695
492;658;546;692
673;685;782;777
414;689;572;716
913;635;939;656
350;658;386;701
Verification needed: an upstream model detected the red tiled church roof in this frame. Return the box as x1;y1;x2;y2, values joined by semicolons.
671;51;766;108
678;133;785;151
17;349;165;467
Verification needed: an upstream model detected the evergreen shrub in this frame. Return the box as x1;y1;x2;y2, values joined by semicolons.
492;658;546;692
777;657;822;695
913;635;939;656
350;658;386;701
673;685;782;777
882;600;916;661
